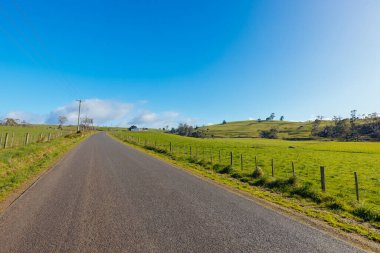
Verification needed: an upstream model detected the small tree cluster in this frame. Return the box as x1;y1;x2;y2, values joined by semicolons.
170;123;206;138
266;113;275;121
81;117;94;130
1;118;19;126
259;128;279;139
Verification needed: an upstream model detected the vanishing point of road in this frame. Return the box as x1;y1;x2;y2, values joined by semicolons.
0;133;365;252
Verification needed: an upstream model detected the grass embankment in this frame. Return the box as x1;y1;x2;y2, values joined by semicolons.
200;120;327;138
111;131;380;243
0;132;89;203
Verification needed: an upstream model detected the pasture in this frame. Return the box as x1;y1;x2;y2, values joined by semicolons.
111;131;380;221
0;125;75;148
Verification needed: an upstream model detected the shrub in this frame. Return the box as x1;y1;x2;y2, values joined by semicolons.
252;166;264;178
213;164;233;174
259;128;278;139
290;183;323;203
353;206;380;222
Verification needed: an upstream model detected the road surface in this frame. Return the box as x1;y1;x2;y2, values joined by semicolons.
0;133;364;252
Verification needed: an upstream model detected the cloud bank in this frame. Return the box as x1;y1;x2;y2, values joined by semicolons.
46;99;134;125
2;98;193;128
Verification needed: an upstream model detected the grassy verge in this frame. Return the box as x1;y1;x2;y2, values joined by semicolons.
0;132;90;203
110;133;380;246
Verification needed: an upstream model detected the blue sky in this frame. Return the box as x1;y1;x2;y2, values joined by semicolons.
0;0;379;127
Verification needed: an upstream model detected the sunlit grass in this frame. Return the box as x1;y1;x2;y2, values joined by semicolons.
111;131;380;218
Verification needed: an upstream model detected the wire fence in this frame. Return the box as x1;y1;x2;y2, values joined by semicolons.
0;130;75;149
111;131;380;210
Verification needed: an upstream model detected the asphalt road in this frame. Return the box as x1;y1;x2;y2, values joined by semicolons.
0;133;365;253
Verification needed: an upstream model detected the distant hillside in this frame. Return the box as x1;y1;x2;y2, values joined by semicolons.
200;120;319;139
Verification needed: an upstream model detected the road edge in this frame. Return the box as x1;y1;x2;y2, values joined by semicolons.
0;133;91;215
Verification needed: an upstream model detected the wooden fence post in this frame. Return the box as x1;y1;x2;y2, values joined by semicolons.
255;156;258;169
25;133;30;145
241;154;243;170
48;133;51;141
190;146;192;157
219;150;221;163
292;162;295;177
354;172;359;202
271;159;274;177
320;166;326;192
230;152;233;167
3;133;8;149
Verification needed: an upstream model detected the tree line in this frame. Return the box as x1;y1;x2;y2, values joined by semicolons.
168;123;206;138
312;111;380;140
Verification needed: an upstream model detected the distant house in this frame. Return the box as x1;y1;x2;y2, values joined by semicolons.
129;125;139;132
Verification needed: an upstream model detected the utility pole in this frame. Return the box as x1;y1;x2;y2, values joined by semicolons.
76;99;82;133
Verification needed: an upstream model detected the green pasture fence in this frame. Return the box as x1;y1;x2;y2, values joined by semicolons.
0;130;74;149
113;131;373;205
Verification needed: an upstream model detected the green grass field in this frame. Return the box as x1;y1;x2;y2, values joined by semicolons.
0;131;88;203
0;125;76;148
111;130;380;223
200;120;328;138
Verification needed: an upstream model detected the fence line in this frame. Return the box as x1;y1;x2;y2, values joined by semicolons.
112;131;368;204
0;130;75;149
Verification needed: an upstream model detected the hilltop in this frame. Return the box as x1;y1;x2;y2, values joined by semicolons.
199;120;322;139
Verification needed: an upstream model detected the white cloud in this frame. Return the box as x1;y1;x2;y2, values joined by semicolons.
129;110;181;128
130;111;159;125
4;111;46;124
2;98;194;128
46;99;133;125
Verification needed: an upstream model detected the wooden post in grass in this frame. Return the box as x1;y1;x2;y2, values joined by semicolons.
190;146;192;157
320;166;326;192
39;133;43;142
354;172;359;202
169;142;172;153
241;154;243;170
271;159;274;177
3;133;8;148
219;150;221;163
292;162;295;177
25;133;30;145
48;133;51;142
255;156;258;170
230;152;233;167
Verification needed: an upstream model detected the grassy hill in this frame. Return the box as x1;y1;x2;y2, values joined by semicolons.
200;120;320;139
